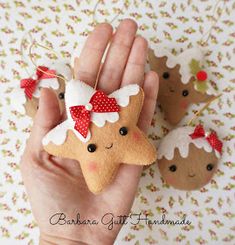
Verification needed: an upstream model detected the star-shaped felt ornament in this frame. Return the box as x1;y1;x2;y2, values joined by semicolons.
43;80;157;194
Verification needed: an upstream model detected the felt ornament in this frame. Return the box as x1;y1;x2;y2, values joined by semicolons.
148;47;215;125
12;62;71;118
157;125;223;191
42;79;157;194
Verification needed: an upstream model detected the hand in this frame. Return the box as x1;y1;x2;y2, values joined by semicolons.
20;19;159;245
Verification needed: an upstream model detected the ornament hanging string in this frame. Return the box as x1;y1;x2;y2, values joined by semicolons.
20;31;35;77
20;30;72;83
93;0;128;25
200;0;226;46
28;40;68;83
187;93;222;126
188;0;225;125
22;1;130;90
22;1;129;91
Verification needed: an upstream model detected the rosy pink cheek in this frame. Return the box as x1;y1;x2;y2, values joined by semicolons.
133;131;141;141
165;175;177;186
205;173;214;183
88;162;98;172
180;100;189;109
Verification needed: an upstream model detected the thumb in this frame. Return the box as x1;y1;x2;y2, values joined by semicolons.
35;88;61;130
27;88;61;154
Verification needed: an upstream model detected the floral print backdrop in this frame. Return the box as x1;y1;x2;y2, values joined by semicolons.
0;0;234;244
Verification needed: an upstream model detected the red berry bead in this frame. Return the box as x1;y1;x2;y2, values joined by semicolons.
196;70;207;81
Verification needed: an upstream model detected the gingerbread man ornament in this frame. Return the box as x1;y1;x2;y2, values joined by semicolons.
43;80;157;194
148;47;214;125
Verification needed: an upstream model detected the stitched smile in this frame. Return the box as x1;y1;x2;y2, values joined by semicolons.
105;143;113;149
188;174;196;178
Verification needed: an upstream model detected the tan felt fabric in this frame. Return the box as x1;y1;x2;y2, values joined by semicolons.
24;95;39;118
148;49;213;125
158;144;218;190
24;75;66;118
44;89;157;194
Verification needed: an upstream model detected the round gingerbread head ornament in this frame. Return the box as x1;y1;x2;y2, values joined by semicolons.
12;62;71;118
157;125;223;190
148;46;215;125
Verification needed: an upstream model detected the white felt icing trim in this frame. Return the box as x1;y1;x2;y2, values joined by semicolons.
42;120;91;145
43;79;140;145
110;84;140;107
158;126;221;160
65;80;140;128
50;62;72;81
152;45;217;96
33;78;59;98
33;62;72;98
152;45;204;84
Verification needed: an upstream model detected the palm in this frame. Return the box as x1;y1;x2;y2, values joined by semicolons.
20;19;158;244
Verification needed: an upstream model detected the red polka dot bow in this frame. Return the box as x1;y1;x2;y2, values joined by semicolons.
20;66;56;99
189;124;223;155
69;90;120;138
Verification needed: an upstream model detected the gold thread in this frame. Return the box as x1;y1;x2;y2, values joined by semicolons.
20;31;34;77
93;0;127;25
201;0;226;45
28;41;68;83
187;94;222;126
94;63;104;90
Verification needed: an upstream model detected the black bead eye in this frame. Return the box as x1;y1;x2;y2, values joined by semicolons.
58;92;64;100
169;165;177;172
87;144;96;153
206;163;214;171
119;127;128;136
162;72;170;79
182;90;189;97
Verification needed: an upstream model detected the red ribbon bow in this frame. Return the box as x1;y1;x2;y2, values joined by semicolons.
189;124;223;154
20;66;56;99
69;90;120;138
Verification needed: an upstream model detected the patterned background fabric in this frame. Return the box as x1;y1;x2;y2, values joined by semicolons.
0;0;234;244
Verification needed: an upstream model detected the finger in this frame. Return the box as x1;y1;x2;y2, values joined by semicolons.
98;19;137;93
138;71;159;132
108;71;159;196
74;23;113;87
105;163;143;212
27;88;61;154
121;36;148;87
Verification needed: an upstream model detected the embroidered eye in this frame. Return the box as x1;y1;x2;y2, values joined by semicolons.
162;72;170;79
206;163;214;171
169;165;177;172
119;127;128;136
58;92;65;100
182;89;189;97
87;144;97;153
